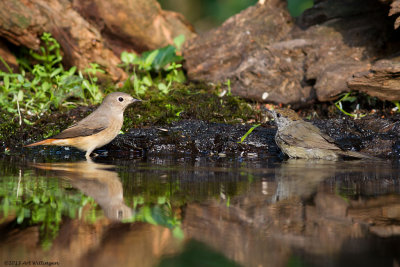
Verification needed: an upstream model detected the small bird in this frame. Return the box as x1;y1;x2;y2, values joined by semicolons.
268;108;373;160
25;92;140;160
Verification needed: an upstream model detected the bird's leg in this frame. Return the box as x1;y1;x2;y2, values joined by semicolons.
85;149;94;161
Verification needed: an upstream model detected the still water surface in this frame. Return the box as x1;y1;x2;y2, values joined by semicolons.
0;154;399;267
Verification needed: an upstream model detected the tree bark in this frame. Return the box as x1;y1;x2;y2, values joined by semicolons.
72;0;195;54
347;59;400;101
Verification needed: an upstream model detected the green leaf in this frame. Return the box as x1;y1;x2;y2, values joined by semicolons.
157;196;166;204
343;96;357;102
158;83;169;94
142;206;157;225
173;34;186;51
142;76;153;87
17;75;24;83
23;118;34;125
17;208;25;224
50;68;62;78
67;66;77;75
33;196;40;204
23;82;31;88
82;80;90;89
133;75;140;90
30;52;46;62
238;124;261;143
2;197;9;217
143;49;159;69
41;81;51;91
4;75;9;89
152;46;176;70
17;90;24;102
172;226;184;240
121;51;137;64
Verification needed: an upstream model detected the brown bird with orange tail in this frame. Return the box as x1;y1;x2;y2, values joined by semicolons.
25;92;140;160
268;108;375;161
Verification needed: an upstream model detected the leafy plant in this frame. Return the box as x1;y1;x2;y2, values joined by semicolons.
0;33;103;120
81;63;105;104
29;32;62;74
334;92;366;118
224;79;232;96
119;34;186;97
125;202;184;239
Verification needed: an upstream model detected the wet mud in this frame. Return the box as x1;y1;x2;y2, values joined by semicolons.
6;113;400;160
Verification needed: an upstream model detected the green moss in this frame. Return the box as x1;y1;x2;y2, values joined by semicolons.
122;82;259;130
0;106;92;150
15;14;30;28
0;113;19;142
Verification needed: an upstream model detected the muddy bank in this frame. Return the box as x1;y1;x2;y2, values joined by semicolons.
101;116;400;159
4;114;400;161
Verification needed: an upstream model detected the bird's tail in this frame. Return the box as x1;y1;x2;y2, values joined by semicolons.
24;139;57;147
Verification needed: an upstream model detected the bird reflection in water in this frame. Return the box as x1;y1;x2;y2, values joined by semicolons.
272;159;338;202
31;161;132;221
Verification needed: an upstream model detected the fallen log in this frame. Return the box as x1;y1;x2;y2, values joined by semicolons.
0;0;195;80
182;0;399;105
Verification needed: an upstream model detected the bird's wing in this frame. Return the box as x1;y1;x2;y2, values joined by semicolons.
52;114;110;139
279;121;340;150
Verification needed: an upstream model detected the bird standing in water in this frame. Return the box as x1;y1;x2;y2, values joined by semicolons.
25;92;140;160
268;108;373;160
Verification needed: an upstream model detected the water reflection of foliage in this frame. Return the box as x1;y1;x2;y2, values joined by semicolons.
0;173;185;248
128;199;184;240
119;169;253;206
0;160;258;249
0;173;96;250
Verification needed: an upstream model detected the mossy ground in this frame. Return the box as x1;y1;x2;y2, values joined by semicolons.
122;82;260;129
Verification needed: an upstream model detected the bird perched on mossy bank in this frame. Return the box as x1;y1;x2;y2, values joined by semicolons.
25;92;140;160
268;108;374;161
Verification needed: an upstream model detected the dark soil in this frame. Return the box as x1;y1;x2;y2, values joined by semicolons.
4;112;400;161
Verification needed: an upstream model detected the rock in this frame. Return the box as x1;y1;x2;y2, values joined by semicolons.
182;0;396;105
389;0;400;29
182;0;303;105
348;59;400;101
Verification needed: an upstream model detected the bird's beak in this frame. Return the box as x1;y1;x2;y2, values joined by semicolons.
131;98;142;104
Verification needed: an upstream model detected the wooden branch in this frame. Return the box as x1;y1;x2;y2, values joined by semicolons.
0;0;195;80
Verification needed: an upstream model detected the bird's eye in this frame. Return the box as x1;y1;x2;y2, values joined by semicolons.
277;113;281;118
118;97;124;102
